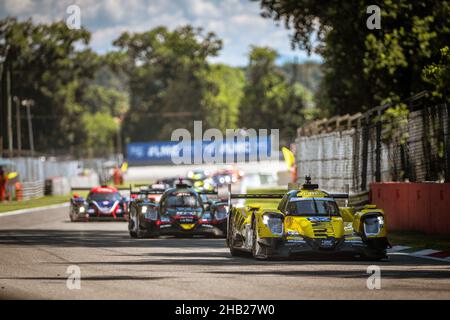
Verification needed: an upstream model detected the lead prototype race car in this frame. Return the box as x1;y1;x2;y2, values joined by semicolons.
69;186;128;221
128;182;229;238
226;177;390;260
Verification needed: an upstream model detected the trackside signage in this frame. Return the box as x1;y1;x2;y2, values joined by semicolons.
127;138;276;165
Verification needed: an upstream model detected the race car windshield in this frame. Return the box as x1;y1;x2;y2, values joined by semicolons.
166;193;199;207
88;192;121;202
287;199;340;216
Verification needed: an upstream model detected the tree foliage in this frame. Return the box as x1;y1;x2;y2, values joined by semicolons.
258;0;450;114
113;26;222;142
203;64;245;131
0;17;99;153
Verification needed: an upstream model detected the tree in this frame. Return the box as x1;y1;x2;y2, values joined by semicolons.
80;84;128;117
81;112;118;157
258;0;450;114
239;46;307;143
423;46;450;103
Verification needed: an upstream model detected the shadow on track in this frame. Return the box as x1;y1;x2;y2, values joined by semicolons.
0;229;224;249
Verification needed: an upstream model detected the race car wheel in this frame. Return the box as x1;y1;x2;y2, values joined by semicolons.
226;210;234;247
227;211;248;257
251;218;267;260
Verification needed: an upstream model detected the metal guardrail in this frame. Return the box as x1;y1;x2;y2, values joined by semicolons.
349;191;370;210
21;180;45;200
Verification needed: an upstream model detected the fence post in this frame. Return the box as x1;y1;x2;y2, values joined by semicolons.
375;110;382;182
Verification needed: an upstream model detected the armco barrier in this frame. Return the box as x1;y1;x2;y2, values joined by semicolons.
370;182;450;235
21;180;45;201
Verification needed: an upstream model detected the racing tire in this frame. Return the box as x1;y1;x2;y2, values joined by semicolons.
227;210;250;257
134;212;146;238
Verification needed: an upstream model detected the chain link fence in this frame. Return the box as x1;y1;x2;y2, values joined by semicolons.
296;92;450;193
21;180;45;200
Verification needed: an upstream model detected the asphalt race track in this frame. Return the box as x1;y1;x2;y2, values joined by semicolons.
0;206;449;299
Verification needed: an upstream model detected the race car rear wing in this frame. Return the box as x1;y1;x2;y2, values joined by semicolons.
324;184;350;206
225;184;284;208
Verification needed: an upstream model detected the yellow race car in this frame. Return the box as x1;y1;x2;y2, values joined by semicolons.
226;177;390;260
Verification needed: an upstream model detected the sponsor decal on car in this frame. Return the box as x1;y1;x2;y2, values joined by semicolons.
307;217;331;222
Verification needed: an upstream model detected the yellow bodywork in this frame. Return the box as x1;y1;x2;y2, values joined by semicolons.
180;223;196;230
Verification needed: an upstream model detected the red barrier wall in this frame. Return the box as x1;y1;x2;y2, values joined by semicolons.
370;182;450;235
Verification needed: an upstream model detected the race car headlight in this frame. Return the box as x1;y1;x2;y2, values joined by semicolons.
141;206;148;214
262;214;283;235
79;207;85;213
363;215;384;236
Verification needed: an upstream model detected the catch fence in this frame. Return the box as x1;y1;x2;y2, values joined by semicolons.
296;92;450;193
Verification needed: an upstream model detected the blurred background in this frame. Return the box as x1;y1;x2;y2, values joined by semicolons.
0;0;449;234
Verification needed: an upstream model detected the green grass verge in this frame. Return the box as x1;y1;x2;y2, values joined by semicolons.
389;231;450;251
0;195;70;213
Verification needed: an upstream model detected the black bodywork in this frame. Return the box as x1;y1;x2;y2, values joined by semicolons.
128;184;228;238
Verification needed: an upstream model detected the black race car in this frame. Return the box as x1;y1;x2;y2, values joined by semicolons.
127;182;228;238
